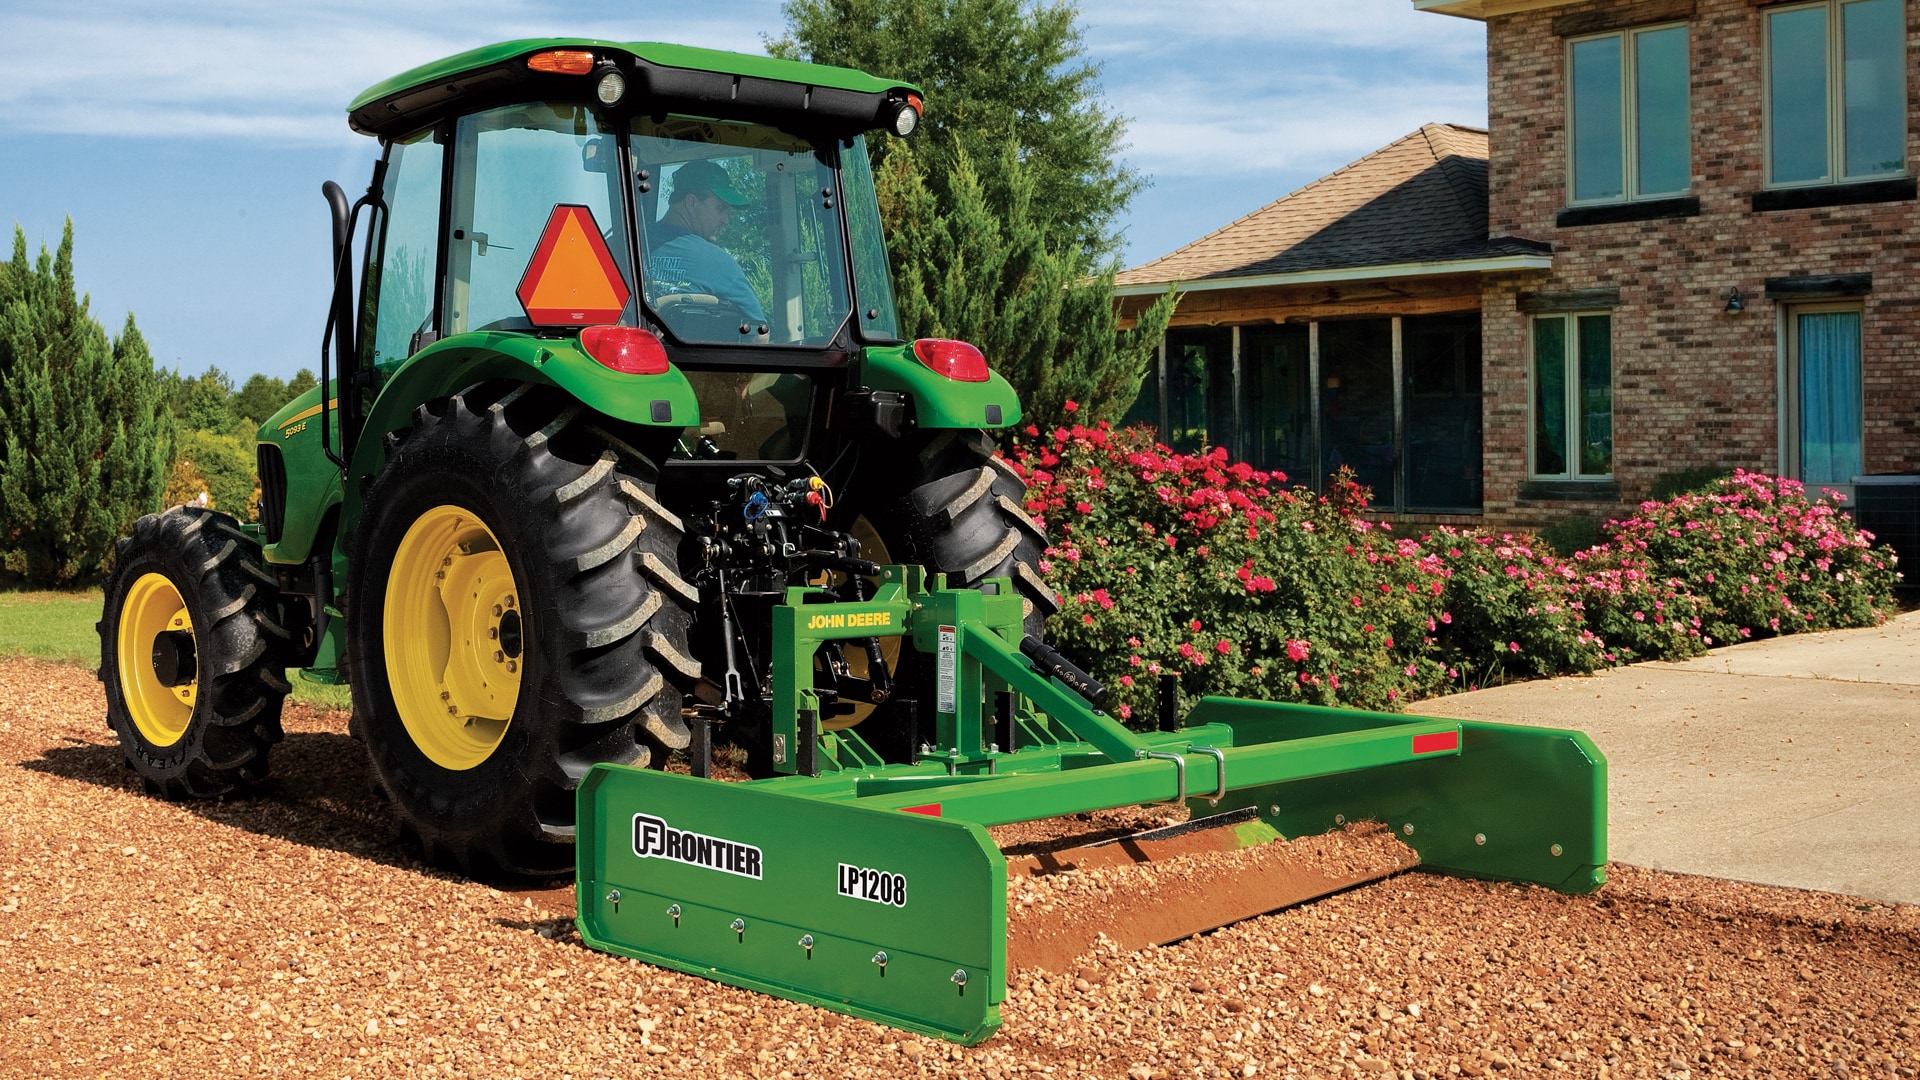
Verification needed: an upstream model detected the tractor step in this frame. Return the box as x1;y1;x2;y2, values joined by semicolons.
1005;812;1417;973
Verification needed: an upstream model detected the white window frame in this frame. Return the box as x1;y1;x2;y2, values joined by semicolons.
1528;312;1615;480
1763;0;1909;188
1778;301;1867;493
1566;22;1692;205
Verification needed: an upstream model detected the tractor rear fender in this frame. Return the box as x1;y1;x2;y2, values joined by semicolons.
338;331;698;544
860;344;1020;430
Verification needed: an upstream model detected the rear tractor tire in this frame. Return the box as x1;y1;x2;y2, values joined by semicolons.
99;506;291;798
347;384;697;877
885;429;1058;639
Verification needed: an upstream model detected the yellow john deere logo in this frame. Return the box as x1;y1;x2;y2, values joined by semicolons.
806;610;893;631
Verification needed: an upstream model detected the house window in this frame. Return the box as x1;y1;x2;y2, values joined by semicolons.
1569;24;1690;203
1783;305;1864;487
1766;0;1906;186
1531;314;1613;478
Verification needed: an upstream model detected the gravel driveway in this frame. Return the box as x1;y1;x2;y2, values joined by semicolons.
3;657;1916;1078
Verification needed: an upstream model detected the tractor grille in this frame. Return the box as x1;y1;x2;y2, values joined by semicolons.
257;442;287;545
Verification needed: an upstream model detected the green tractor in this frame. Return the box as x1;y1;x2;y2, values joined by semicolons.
99;40;1054;876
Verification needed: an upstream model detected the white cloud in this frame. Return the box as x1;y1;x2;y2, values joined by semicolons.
0;0;784;143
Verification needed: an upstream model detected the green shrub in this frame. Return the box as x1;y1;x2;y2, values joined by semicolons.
1006;424;1897;720
1536;513;1603;557
1648;465;1733;502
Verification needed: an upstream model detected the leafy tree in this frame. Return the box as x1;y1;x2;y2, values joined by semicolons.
174;427;256;520
773;0;1137;260
232;372;292;428
773;1;1176;433
0;222;174;585
184;366;236;432
286;367;317;400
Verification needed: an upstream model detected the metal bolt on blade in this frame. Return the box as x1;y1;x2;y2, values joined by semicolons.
1550;843;1564;857
1335;814;1346;826
798;934;814;956
872;951;888;976
1270;805;1280;816
731;918;747;942
666;904;681;927
1403;823;1415;836
952;969;968;996
606;889;621;912
1475;833;1487;846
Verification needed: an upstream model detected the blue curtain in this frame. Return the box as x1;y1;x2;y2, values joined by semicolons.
1798;311;1863;485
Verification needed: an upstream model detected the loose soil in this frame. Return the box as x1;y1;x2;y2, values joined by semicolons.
4;656;1918;1079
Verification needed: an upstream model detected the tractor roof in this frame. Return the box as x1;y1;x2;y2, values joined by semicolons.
348;38;920;140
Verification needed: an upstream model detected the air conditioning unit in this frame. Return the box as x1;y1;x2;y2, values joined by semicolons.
1852;474;1920;590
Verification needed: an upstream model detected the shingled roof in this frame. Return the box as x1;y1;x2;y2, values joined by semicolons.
1116;123;1548;293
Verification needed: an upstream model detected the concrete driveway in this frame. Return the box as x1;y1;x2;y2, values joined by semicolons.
1415;608;1920;904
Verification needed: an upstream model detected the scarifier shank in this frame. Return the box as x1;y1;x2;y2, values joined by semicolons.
577;569;1607;1043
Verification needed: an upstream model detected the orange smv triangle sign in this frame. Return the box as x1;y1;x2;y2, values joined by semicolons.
516;204;632;326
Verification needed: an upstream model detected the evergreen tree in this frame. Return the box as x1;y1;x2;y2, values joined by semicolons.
774;1;1177;432
0;222;174;586
286;368;318;399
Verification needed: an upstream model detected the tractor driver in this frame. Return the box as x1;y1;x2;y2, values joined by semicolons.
646;159;768;325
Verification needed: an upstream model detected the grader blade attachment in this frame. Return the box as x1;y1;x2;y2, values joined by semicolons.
577;767;1007;1045
1005;811;1418;974
577;570;1608;1043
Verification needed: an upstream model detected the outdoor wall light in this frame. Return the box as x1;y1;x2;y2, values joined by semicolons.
1724;287;1745;315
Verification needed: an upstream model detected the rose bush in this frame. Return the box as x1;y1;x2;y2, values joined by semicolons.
1003;421;1898;726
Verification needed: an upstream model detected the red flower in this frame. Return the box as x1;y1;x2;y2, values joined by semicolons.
1286;639;1310;662
1063;399;1079;413
1215;639;1232;655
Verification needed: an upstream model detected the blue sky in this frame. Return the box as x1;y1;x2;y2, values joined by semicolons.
0;1;1486;382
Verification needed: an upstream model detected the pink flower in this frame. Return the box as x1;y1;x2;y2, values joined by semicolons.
1508;641;1520;653
1286;639;1310;662
1215;639;1233;655
1190;619;1203;633
1062;399;1079;413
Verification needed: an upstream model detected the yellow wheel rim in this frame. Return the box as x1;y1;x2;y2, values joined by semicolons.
118;572;196;747
819;516;899;732
384;506;524;771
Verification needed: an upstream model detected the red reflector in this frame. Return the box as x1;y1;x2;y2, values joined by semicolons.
580;325;670;375
907;92;923;114
911;338;989;382
901;804;942;817
527;50;596;75
1412;730;1460;755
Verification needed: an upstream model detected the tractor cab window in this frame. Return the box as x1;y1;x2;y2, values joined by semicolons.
443;104;630;336
632;117;851;347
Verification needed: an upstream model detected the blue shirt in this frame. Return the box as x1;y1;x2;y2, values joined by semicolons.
648;223;767;324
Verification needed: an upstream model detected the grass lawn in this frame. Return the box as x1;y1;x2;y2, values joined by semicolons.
1;587;352;710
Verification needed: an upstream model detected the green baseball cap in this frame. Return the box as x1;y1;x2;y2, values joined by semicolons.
672;159;748;207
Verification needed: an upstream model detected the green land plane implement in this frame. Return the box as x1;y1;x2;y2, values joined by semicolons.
576;565;1606;1044
90;37;1606;1047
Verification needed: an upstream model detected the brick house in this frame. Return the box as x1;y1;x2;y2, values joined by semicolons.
1114;125;1549;519
1413;0;1920;528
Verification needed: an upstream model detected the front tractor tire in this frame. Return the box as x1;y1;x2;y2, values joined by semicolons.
99;506;291;798
347;384;696;877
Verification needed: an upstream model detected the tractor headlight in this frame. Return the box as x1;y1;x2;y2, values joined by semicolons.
596;70;627;106
889;94;923;138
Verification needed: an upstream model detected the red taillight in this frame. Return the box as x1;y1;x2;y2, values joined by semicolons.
527;50;596;75
911;338;989;382
580;325;670;375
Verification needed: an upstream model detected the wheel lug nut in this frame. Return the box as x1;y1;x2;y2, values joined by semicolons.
505;661;517;673
439;691;451;701
492;604;503;617
494;650;505;663
488;627;499;640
